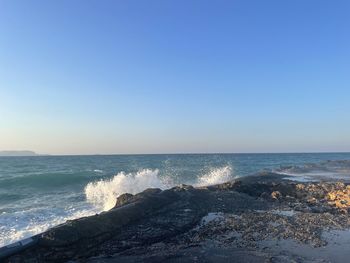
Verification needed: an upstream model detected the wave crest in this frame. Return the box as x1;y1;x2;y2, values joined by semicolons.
84;169;171;211
85;166;234;211
196;166;233;187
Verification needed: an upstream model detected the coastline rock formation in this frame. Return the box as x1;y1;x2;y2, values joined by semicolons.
4;173;350;262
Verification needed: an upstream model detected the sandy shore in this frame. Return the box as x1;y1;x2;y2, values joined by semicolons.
4;172;350;262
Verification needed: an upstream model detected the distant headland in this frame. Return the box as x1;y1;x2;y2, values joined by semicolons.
0;151;41;156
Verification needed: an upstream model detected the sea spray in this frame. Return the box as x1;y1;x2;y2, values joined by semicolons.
84;169;173;211
85;166;234;211
196;166;233;187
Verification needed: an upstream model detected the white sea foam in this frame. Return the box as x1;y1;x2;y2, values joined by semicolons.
196;166;233;187
85;169;173;211
0;207;96;247
85;166;234;211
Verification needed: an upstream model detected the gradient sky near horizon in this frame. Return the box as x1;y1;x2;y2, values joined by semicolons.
0;0;349;155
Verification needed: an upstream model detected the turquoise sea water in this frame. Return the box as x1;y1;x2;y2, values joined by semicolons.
1;153;350;246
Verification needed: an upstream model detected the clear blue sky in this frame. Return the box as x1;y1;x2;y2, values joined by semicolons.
0;0;349;154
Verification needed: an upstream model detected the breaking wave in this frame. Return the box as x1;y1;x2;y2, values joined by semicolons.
196;166;233;187
85;169;173;211
85;166;234;211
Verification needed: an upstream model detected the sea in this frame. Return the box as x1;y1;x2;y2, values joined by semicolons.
1;153;350;247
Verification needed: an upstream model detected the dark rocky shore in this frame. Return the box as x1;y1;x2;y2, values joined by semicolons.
4;172;350;263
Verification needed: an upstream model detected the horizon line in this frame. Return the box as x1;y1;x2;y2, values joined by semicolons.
1;151;350;157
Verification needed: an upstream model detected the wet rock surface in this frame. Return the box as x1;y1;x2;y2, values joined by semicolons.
5;173;350;262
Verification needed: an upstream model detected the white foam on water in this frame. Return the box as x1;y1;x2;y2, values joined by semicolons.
85;166;234;211
0;206;97;247
196;166;233;187
84;169;173;211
